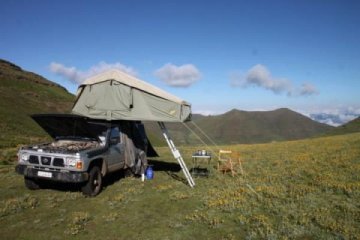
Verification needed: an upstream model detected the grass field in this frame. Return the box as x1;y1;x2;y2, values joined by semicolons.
0;133;359;239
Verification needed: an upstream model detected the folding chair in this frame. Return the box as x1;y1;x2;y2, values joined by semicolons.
217;150;243;176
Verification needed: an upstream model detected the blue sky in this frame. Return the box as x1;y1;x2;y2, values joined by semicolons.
1;0;359;125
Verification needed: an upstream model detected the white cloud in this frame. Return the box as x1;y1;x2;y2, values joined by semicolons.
154;63;201;87
230;64;318;97
193;110;220;116
299;106;360;126
246;64;293;94
49;62;81;83
49;61;137;84
299;83;318;96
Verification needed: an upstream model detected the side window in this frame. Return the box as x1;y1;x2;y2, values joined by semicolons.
110;127;120;144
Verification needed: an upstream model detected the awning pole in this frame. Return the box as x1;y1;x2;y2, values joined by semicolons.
158;122;195;187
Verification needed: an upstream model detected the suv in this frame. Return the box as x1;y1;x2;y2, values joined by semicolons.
16;114;154;196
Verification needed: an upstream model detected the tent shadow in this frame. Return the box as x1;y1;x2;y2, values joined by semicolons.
148;159;189;185
148;159;181;172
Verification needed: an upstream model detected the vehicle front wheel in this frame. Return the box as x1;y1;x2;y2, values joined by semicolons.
81;166;102;197
24;177;40;190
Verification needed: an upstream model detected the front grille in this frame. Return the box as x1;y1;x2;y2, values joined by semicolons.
53;158;65;167
34;166;62;172
27;154;66;168
29;155;39;164
41;156;51;166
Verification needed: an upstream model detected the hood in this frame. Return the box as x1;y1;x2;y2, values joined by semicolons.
32;114;107;140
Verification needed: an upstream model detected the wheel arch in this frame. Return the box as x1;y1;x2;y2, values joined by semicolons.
88;158;107;176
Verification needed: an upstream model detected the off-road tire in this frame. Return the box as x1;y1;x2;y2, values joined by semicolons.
81;166;102;197
24;177;40;190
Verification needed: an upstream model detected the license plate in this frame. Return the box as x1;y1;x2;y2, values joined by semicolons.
37;171;52;178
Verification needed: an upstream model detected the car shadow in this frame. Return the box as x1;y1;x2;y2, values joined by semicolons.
38;180;81;193
103;170;126;187
38;170;127;194
36;159;186;194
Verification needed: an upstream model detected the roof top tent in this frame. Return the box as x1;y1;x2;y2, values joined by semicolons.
72;69;195;187
72;69;191;122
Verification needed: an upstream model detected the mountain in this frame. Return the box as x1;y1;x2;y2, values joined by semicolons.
326;117;360;136
144;108;335;145
0;59;74;148
0;59;335;148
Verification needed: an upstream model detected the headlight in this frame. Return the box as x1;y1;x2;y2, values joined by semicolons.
20;153;29;162
66;157;82;169
66;157;77;167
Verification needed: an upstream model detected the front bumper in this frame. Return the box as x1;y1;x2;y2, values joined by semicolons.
15;165;88;183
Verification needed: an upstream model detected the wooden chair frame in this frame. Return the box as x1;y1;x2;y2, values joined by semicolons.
217;150;243;176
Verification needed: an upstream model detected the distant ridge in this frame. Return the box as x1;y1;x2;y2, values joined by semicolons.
0;59;74;147
326;117;360;136
144;108;334;145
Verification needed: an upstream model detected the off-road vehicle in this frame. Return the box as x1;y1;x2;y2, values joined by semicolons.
16;114;155;196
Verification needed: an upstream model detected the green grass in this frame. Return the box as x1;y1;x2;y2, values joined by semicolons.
0;133;359;239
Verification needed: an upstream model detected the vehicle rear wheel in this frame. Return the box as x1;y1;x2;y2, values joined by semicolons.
24;177;40;190
81;166;102;197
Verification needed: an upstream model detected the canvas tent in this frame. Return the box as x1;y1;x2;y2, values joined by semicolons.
72;69;195;187
72;69;191;122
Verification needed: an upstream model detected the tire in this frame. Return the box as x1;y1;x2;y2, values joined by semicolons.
81;166;102;197
24;177;40;190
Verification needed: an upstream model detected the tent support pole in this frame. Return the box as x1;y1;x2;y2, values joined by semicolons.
158;122;195;188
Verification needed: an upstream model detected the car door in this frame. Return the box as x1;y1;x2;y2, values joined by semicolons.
107;126;125;171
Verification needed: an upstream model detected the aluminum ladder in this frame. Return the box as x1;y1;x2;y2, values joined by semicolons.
158;122;195;188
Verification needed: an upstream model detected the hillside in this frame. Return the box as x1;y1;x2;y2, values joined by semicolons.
145;108;334;145
0;59;74;148
327;117;360;136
